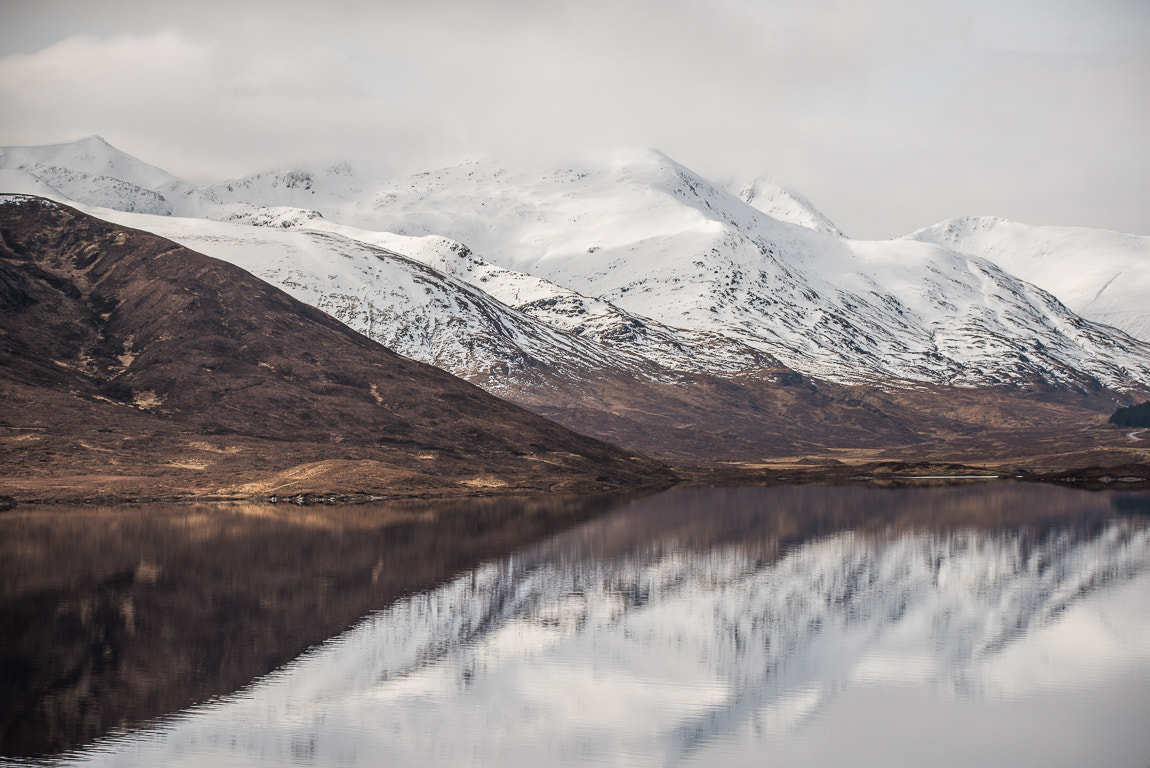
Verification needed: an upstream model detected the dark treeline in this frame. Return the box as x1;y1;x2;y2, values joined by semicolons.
1110;401;1150;427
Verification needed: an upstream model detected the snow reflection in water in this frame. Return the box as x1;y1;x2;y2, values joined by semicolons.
47;487;1150;767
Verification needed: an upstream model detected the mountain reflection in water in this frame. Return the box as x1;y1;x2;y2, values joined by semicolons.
0;493;632;757
5;484;1150;767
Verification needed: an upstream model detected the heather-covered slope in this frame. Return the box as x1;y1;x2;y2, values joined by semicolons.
0;196;671;501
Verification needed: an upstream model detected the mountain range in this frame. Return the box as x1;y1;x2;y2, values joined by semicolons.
2;136;1148;480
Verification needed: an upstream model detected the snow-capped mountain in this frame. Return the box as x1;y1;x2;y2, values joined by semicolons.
86;209;677;392
0;139;791;382
906;216;1150;343
82;205;799;394
3;137;1148;398
724;175;845;237
196;148;1150;390
283;219;788;377
0;135;196;215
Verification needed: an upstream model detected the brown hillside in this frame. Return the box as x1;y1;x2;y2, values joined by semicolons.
0;196;672;502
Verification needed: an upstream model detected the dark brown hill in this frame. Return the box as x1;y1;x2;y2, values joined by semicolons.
0;196;672;502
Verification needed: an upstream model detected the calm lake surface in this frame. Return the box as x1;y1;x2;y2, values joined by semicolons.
3;483;1150;767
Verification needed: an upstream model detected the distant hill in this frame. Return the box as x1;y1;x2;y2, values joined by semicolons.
906;216;1150;343
0;136;195;215
0;195;671;502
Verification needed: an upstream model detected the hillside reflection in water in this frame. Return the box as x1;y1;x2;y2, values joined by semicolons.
7;483;1150;767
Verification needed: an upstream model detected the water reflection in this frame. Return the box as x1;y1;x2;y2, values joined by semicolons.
0;493;634;758
6;484;1150;767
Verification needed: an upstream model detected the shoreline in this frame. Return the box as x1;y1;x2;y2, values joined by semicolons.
4;460;1149;507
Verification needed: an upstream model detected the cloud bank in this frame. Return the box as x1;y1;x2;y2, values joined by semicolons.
1;0;1147;238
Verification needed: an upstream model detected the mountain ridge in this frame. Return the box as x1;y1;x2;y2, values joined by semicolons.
0;136;196;215
3;138;1149;468
0;195;672;501
905;215;1150;342
724;175;845;237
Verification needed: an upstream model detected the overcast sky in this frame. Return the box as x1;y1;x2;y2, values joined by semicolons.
1;0;1147;238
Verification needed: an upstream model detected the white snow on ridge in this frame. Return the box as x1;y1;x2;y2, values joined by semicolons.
3;137;1149;393
298;218;788;376
261;148;1147;389
0;136;196;215
199;161;364;212
907;216;1150;343
725;175;845;237
83;207;675;389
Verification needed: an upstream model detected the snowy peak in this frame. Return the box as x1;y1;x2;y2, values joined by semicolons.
0;136;196;215
202;161;364;209
3;136;1148;397
727;176;844;237
0;135;188;193
319;150;1147;390
286;148;839;283
906;216;1150;342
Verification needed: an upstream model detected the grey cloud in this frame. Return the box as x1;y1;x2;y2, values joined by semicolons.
0;0;1147;238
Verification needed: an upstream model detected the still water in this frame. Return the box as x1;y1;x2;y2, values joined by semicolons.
3;483;1150;767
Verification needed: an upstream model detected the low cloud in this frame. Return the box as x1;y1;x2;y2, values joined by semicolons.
0;0;1147;237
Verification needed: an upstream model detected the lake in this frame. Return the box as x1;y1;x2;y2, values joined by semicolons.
3;483;1149;767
